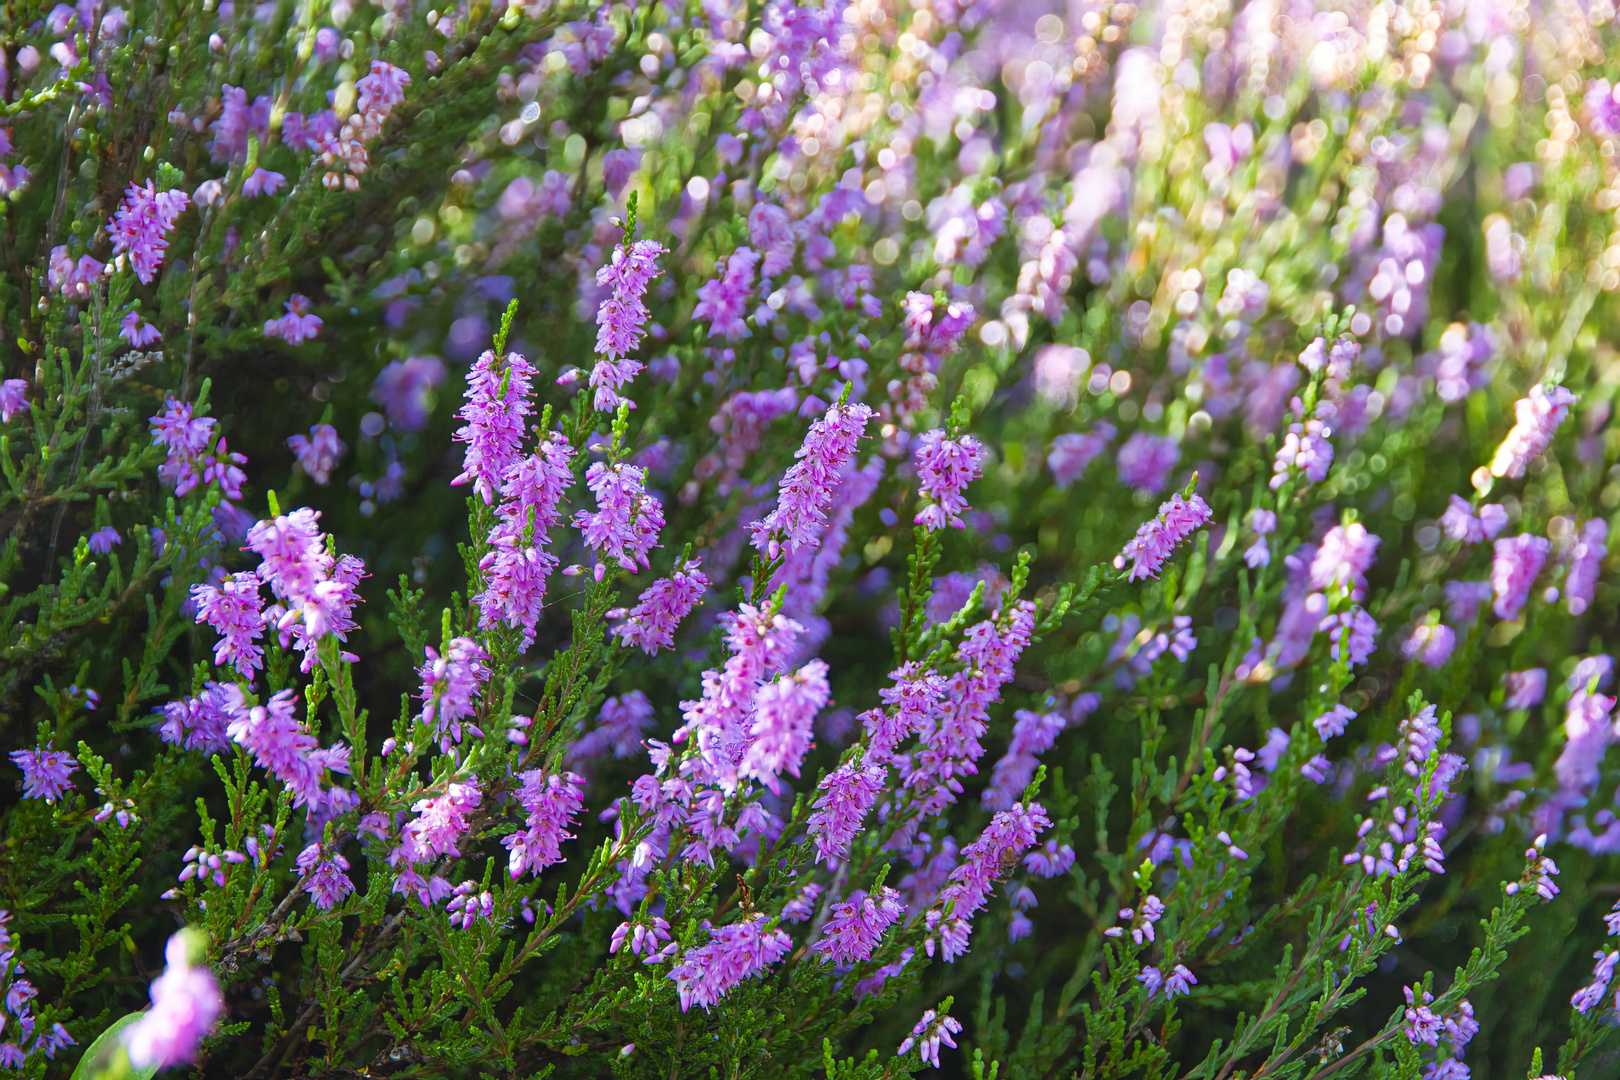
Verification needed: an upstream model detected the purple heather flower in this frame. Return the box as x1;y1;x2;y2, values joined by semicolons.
1504;669;1547;710
242;168;287;197
1164;964;1197;998
1310;523;1381;599
503;770;585;878
1572;950;1619;1013
1439;495;1508;544
1403;985;1443;1046
452;349;537;503
121;930;223;1070
1024;840;1076;878
741;659;830;793
1313;703;1355;741
693;246;758;341
46;246;105;299
610;916;673;956
119;310;161;346
1271;416;1334;489
1443;579;1494;624
667;915;792;1011
1491;384;1577;478
1114;493;1213;581
572;691;655;762
191;571;267;677
296;843;354;909
913;429;987;532
1116;431;1179;494
1137;965;1164;997
1402;622;1455;668
264;294;323;345
574;461;664;579
87;526;122;554
1319;606;1379;666
208;85;270;164
807;756;886;865
393;778;482;870
926;802;1051;961
896;1006;962;1070
227;689;348;812
1048;422;1116;489
1588;78;1620;134
867;661;948;759
984;709;1067;811
782;882;824;924
750;202;796;277
287;423;346;485
475;432;577;647
602;148;641;197
1491;534;1550;620
591;238;667;410
418;637;491;752
160;682;245;756
355;60;411;114
371;356;447;430
0;378;28;422
814;886;905;965
10;745;78;802
108;179;190;283
1300;754;1331;783
609;559;710;654
1566;519;1608;616
749;401;874;555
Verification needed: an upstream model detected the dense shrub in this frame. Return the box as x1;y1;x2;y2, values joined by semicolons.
2;0;1620;1077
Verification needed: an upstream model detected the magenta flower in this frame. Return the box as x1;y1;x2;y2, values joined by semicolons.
121;930;222;1070
609;558;709;654
264;294;323;345
1048;422;1115;489
0;378;28;422
287;423;346;485
1504;668;1547;710
160;682;245;756
1566;519;1608;616
242;168;287;197
807;756;886;865
813;886;905;965
1403;985;1443;1046
452;350;537;503
503;770;585;878
750;401;874;555
666;915;792;1011
897;1005;962;1069
46;246;105;298
371;355;447;430
1114;493;1213;581
108;179;190;283
227;689;348;812
1318;606;1378;666
10;745;78;802
1309;523;1380;598
574;461;664;579
591;238;667;410
1116;431;1179;493
475;432;577;647
926;802;1051;961
1491;384;1577;478
1438;495;1508;544
740;660;830;793
87;525;122;554
191;571;267;677
984;709;1067;811
418;637;491;752
1491;533;1550;620
694;246;758;341
1443;579;1493;624
393;778;483;869
913;429;987;532
119;310;161;345
296;843;355;910
1271;417;1333;489
1164;964;1197;998
571;691;655;762
1313;703;1355;741
356;60;411;115
1401;622;1455;668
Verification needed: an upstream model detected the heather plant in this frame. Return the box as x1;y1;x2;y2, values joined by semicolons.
8;0;1620;1076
